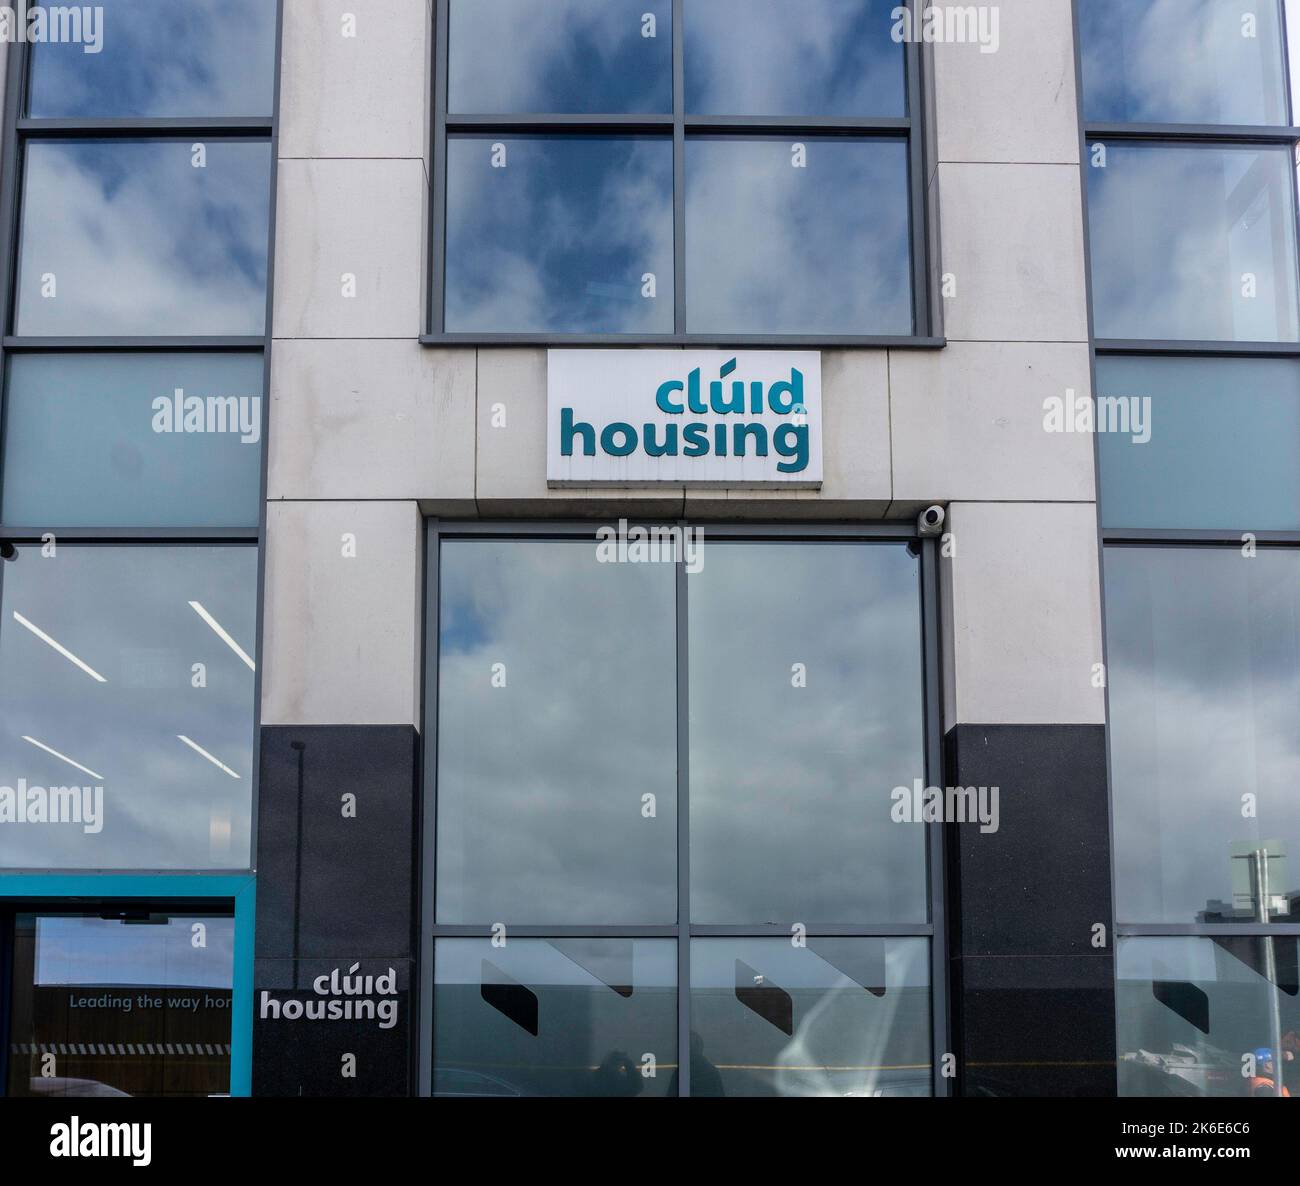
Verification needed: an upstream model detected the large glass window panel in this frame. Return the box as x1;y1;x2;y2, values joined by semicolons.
684;0;905;117
1086;142;1300;342
1107;547;1300;925
434;540;677;925
7;912;235;1098
448;0;671;114
1117;936;1300;1097
13;139;271;337
433;938;676;1097
1080;0;1287;126
689;937;931;1097
2;354;263;529
1096;356;1300;532
444;135;673;334
685;137;912;336
689;542;927;925
0;545;257;869
26;0;277;119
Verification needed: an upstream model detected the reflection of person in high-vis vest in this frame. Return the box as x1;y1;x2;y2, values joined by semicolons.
1249;1048;1292;1097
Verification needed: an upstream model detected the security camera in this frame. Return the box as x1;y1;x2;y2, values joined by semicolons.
0;542;17;561
917;505;945;538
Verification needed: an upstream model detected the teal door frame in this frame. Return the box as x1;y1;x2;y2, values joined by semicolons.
0;874;256;1096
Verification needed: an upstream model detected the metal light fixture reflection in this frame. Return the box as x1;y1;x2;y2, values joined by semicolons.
11;611;107;682
21;734;104;780
188;601;255;671
177;734;241;779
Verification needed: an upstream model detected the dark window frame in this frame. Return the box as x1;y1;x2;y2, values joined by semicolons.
1072;0;1300;1098
0;12;284;864
418;518;950;1097
423;0;942;347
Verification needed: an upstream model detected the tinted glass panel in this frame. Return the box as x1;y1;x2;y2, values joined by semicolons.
1080;0;1287;126
7;912;234;1098
1107;546;1300;925
1097;356;1300;531
686;137;911;335
689;542;927;925
444;135;673;334
433;938;676;1097
1118;936;1300;1097
435;540;676;924
0;545;256;869
1086;141;1299;342
689;937;931;1097
2;354;263;529
684;0;905;117
14;139;271;337
26;0;277;118
448;0;671;114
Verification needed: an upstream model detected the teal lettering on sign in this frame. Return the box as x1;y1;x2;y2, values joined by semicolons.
561;358;810;474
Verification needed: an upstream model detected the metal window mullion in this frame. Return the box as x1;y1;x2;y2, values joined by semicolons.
16;116;272;135
0;42;25;337
1102;530;1300;546
674;521;691;1096
920;537;949;1097
1117;924;1300;937
430;925;677;938
687;924;932;937
1085;121;1298;143
1279;0;1294;128
246;0;288;938
672;0;686;336
1095;338;1300;356
420;332;946;347
418;521;440;1095
3;337;266;352
682;115;911;133
0;40;27;510
904;19;927;337
0;528;260;543
430;0;449;335
446;114;673;132
431;519;920;540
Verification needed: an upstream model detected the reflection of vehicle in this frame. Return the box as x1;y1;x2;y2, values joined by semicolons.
432;1067;525;1097
1120;1044;1242;1096
28;1077;130;1098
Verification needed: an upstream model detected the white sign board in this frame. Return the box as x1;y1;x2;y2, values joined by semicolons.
547;350;823;487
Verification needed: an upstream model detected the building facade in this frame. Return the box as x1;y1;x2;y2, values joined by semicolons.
0;0;1296;1099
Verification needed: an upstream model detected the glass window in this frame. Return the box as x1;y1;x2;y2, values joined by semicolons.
448;0;671;115
1080;0;1288;126
2;354;263;529
432;938;676;1097
1106;546;1300;926
433;3;925;338
6;911;235;1097
689;542;927;924
684;0;905;117
26;0;277;119
1117;936;1300;1097
428;530;936;1095
13;139;271;338
689;937;931;1097
1086;141;1300;342
0;544;257;870
1096;355;1300;531
435;540;677;924
444;135;673;335
685;136;912;336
